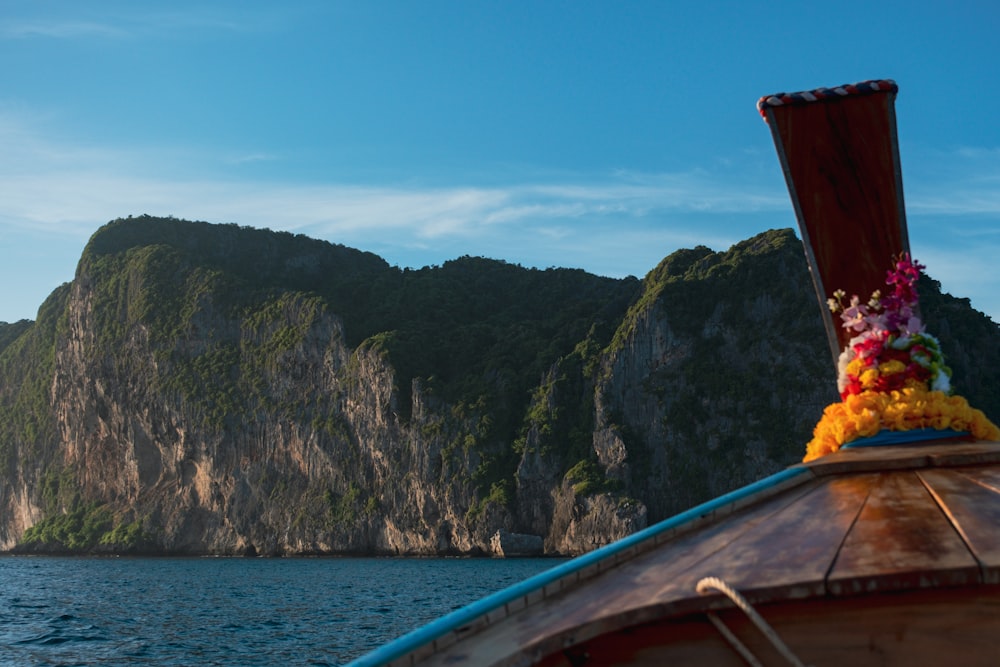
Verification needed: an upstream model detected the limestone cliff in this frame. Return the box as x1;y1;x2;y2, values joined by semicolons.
1;217;997;556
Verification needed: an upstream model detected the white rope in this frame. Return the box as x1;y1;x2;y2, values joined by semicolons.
696;576;808;667
704;611;764;667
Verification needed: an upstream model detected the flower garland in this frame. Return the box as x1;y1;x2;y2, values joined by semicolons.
804;254;1000;462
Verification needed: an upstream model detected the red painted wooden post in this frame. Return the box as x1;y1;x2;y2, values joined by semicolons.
758;81;910;365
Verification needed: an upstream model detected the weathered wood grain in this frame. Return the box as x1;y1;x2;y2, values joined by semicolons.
920;467;1000;582
827;471;980;595
686;474;875;601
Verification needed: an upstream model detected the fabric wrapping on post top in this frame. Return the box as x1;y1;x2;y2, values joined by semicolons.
757;79;898;120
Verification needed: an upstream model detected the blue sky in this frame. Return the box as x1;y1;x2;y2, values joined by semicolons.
2;1;999;324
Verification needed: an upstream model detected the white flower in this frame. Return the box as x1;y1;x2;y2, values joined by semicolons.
836;347;853;394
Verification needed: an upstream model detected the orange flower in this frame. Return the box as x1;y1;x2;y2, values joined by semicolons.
803;386;1000;462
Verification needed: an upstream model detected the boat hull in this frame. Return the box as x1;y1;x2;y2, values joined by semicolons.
534;585;1000;667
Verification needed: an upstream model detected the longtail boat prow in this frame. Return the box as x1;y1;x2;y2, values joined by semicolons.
347;81;1000;667
758;79;909;365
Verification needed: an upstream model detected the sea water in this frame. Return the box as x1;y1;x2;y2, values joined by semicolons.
0;555;563;666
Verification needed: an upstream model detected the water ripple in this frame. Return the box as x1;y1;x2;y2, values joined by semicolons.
0;556;562;665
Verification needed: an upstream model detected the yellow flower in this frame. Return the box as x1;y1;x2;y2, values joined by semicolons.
846;358;866;377
879;360;906;376
859;368;880;390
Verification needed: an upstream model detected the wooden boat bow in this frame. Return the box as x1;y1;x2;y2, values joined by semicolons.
351;438;1000;666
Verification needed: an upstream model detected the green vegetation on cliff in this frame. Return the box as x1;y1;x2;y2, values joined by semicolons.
17;467;154;553
77;216;639;504
1;217;997;556
0;285;69;466
78;216;638;430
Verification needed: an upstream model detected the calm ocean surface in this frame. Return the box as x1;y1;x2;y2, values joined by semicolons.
0;555;564;666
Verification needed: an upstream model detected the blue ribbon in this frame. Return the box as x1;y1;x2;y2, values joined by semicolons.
842;428;971;449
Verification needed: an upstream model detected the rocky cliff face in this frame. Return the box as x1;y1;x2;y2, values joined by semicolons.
44;255;491;555
1;217;997;555
591;234;836;521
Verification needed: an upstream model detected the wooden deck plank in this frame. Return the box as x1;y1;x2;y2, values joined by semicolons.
927;442;1000;467
804;439;1000;477
529;479;823;629
806;445;938;476
957;465;1000;492
920;466;1000;582
682;473;876;601
827;471;980;595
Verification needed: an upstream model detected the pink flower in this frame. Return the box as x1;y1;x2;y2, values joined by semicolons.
830;254;952;400
902;315;925;336
841;300;868;331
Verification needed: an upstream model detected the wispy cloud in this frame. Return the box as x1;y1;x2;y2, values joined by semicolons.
1;109;998;322
225;152;281;166
904;145;1000;216
2;8;273;41
909;193;1000;217
1;20;127;39
0;171;784;256
0;108;786;245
